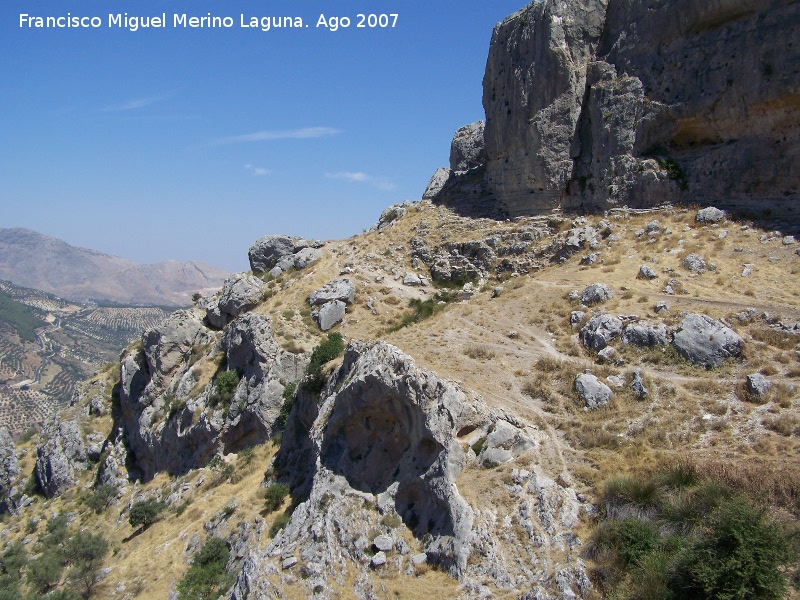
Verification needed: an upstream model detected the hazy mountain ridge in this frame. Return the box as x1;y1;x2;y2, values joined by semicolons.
0;227;229;306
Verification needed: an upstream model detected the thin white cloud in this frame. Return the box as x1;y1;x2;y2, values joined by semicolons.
216;127;342;145
244;164;271;176
326;171;396;191
100;95;169;112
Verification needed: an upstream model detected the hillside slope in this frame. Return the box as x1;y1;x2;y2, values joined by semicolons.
0;228;228;305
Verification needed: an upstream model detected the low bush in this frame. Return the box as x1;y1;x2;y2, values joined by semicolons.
302;333;344;393
588;464;798;599
263;483;290;513
210;370;240;406
177;537;234;600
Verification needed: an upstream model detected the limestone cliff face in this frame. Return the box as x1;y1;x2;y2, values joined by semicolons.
473;0;800;216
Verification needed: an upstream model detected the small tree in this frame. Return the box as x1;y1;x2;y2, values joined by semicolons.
26;550;63;594
65;531;109;599
129;500;166;531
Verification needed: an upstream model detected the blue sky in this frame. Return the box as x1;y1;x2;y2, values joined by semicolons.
2;0;523;271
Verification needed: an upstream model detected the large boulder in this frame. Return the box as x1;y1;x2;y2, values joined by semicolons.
308;279;356;307
580;314;623;351
142;309;216;379
580;283;612;305
248;235;298;274
696;207;725;224
219;273;264;316
622;321;670;347
672;313;743;368
574;373;612;409
34;419;87;498
312;300;346;331
450;121;486;173
248;235;320;276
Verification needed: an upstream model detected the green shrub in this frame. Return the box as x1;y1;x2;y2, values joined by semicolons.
0;542;27;578
276;382;297;428
589;467;798;600
263;483;290;513
128;500;166;530
673;497;793;599
302;333;345;393
269;513;290;538
177;537;234;600
211;370;240;406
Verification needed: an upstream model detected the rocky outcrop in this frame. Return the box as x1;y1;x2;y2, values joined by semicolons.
118;308;305;480
450;121;486;174
0;428;19;512
433;0;799;218
233;341;582;598
34;419;87;498
248;235;322;276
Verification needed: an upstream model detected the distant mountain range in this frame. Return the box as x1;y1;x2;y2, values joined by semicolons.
0;228;229;306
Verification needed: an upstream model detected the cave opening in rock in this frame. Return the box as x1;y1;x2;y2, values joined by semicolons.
320;384;454;537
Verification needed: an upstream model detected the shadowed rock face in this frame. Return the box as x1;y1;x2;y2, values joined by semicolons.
320;376;453;536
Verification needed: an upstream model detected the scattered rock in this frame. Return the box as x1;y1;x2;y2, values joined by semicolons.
570;311;586;328
215;273;265;323
373;535;393;553
574;374;612;409
745;373;772;399
491;286;504;298
580;253;601;266
672;313;743;368
637;265;658;280
282;556;297;570
742;264;754;277
695;207;725;224
370;551;387;567
580;283;612;305
411;553;427;565
630;370;648;399
597;347;617;363
308;279;356;306
293;247;322;269
783;236;796;246
403;273;422;286
580;314;623;351
654;301;669;313
682;254;706;274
